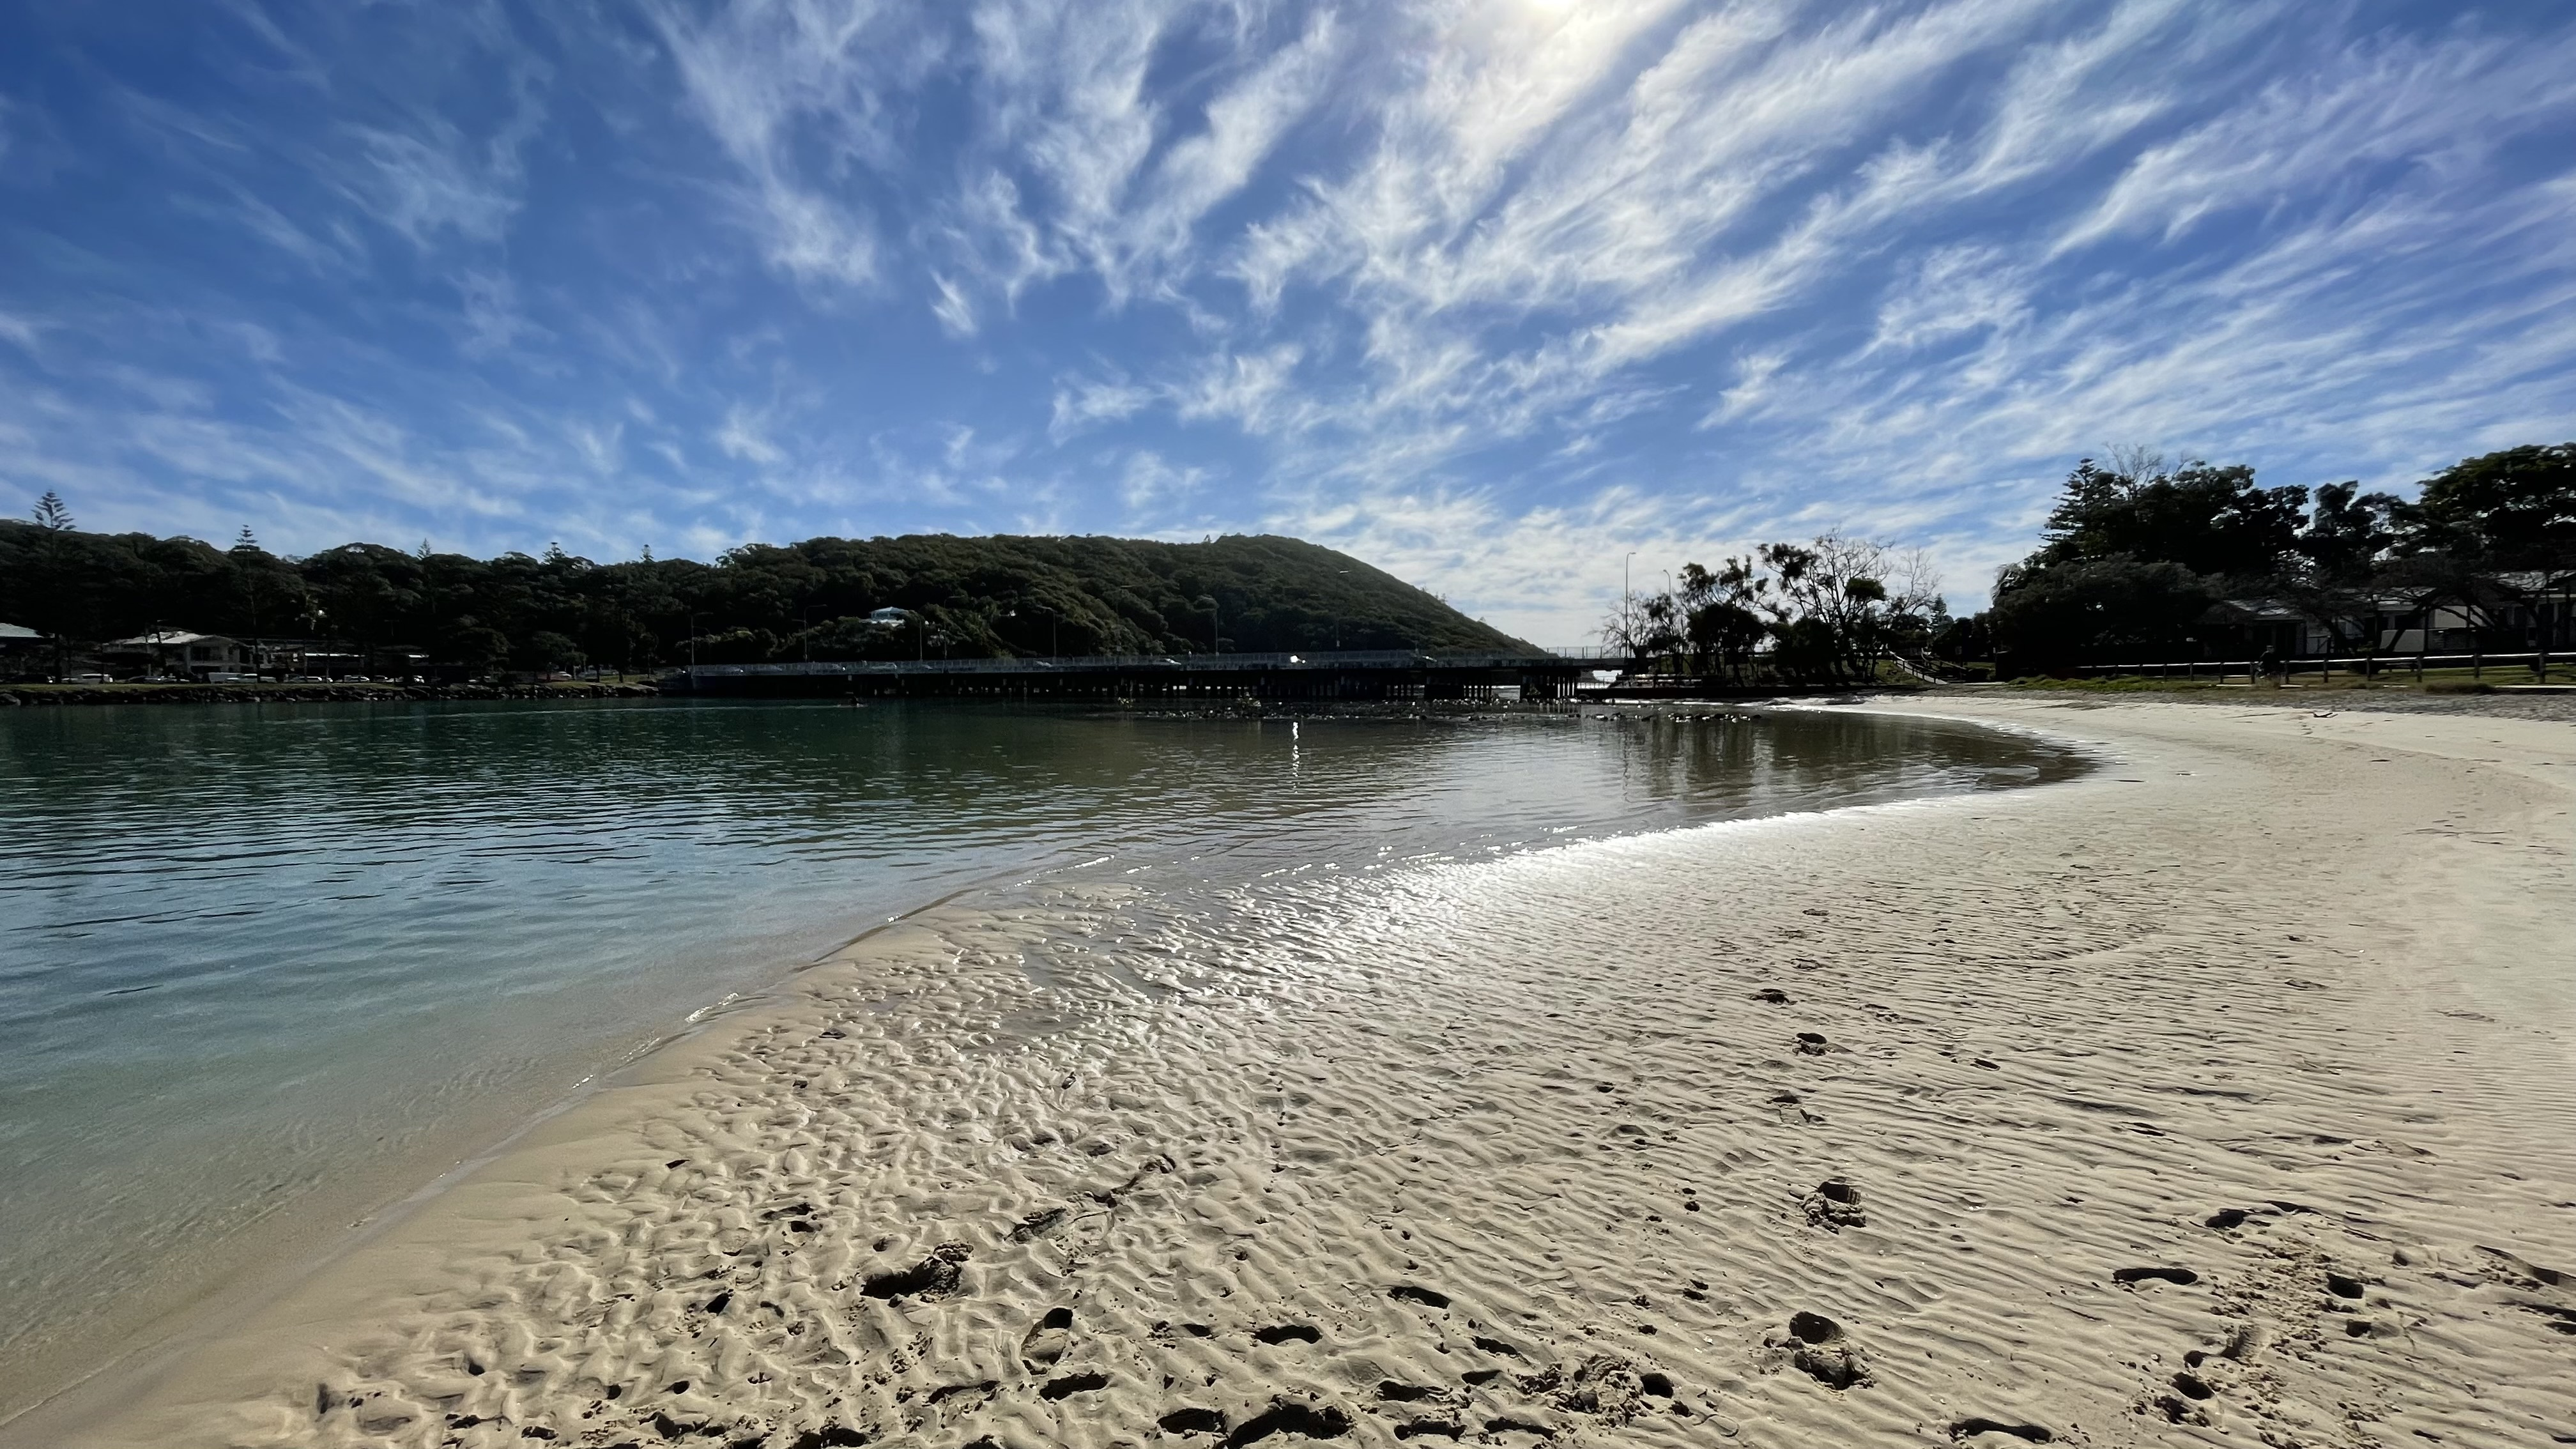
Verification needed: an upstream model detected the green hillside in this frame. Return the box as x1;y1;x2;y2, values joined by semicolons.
0;523;1532;675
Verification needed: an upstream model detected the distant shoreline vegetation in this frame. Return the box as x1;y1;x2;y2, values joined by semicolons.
1954;441;2576;676
1598;443;2576;682
0;526;1526;684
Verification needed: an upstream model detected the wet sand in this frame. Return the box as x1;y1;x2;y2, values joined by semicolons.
20;698;2576;1449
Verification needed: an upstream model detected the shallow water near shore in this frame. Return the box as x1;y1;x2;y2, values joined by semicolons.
0;698;2082;1418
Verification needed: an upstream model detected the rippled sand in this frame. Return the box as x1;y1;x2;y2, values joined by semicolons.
28;700;2576;1449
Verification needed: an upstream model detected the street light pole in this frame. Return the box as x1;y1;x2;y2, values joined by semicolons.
1623;551;1637;660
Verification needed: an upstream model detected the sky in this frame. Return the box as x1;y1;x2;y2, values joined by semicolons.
2;1;2573;642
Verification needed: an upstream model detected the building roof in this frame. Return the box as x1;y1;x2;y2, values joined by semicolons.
104;631;240;648
0;622;42;640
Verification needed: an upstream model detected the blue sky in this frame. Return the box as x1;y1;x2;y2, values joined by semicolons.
3;1;2572;641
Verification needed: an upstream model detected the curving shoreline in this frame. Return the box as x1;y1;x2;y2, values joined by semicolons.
18;699;2576;1448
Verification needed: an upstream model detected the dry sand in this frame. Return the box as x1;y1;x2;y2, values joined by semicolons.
17;698;2576;1449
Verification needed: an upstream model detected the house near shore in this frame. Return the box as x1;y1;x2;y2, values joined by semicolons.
1;622;48;676
102;631;255;680
2220;568;2576;660
91;632;429;681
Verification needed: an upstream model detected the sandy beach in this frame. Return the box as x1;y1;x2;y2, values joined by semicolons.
19;697;2576;1449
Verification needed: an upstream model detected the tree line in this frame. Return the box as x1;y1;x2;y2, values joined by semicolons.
1598;441;2572;685
0;507;1524;680
1600;535;1949;686
1953;442;2576;673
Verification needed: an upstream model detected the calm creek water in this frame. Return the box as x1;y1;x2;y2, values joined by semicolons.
0;698;2083;1413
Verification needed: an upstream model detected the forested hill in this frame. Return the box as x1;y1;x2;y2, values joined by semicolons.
0;525;1531;673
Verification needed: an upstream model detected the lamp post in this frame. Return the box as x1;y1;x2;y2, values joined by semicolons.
1660;570;1673;676
1623;551;1637;661
687;611;703;673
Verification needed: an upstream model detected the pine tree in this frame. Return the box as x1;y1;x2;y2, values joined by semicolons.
33;491;72;530
234;525;259;552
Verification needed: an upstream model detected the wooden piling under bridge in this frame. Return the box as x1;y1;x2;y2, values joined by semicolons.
673;649;1590;702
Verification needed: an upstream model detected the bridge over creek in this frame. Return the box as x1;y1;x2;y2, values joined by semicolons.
673;648;1597;702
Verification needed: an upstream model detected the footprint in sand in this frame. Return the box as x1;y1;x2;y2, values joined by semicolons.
926;1381;997;1411
861;1243;970;1301
2112;1266;2198;1287
1160;1407;1227;1436
1800;1179;1866;1230
1377;1382;1448;1404
1222;1400;1353;1446
1009;1206;1069;1242
1022;1306;1073;1368
1793;1032;1831;1056
1777;1311;1868;1390
1949;1418;2053;1443
1752;988;1790;1004
1253;1324;1322;1346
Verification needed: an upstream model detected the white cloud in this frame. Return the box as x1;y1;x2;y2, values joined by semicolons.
2054;26;2573;255
1048;375;1154;442
1173;345;1305;432
652;0;930;288
349;123;526;247
1117;448;1206;512
456;271;544;356
11;0;2576;639
716;404;789;465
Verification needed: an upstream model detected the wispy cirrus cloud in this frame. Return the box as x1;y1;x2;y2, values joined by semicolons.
0;0;2570;635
